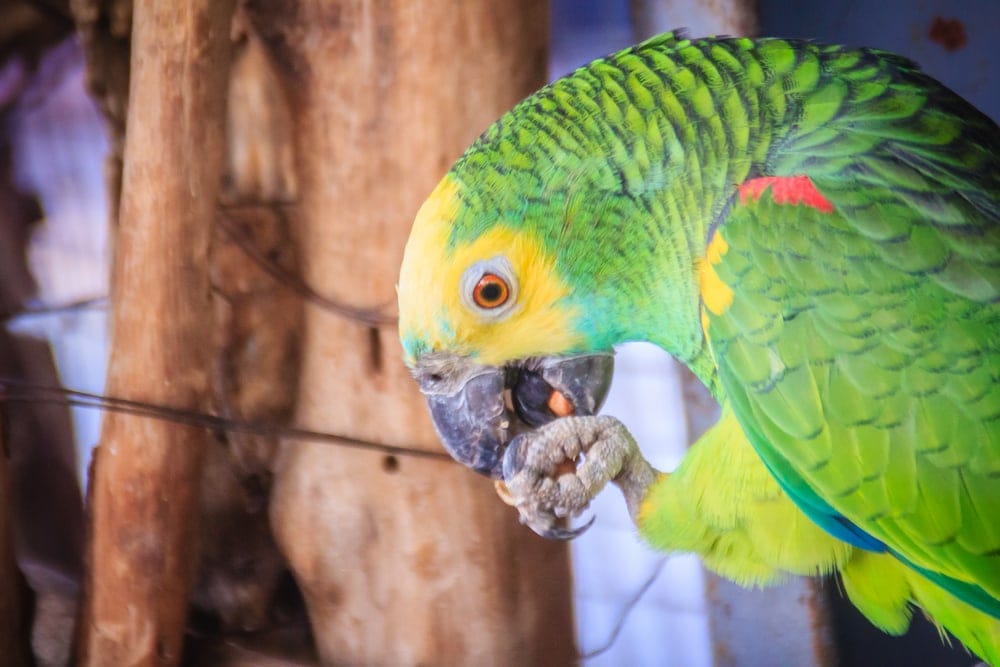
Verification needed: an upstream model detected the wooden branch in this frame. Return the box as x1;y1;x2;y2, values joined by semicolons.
69;0;133;228
77;1;235;665
0;412;32;667
259;1;576;664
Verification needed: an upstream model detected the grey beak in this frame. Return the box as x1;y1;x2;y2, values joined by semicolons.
415;353;614;479
424;367;509;477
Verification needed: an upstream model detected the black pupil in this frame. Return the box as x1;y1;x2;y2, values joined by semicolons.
480;281;503;303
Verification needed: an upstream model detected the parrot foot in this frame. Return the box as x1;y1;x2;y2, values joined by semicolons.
501;415;658;540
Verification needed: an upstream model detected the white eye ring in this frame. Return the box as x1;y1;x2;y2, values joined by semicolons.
460;256;519;320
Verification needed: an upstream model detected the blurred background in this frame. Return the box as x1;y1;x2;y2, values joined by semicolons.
1;0;997;665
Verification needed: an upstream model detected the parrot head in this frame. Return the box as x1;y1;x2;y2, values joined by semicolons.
397;173;616;477
396;40;713;477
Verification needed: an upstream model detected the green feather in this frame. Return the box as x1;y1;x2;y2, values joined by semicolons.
707;185;1000;620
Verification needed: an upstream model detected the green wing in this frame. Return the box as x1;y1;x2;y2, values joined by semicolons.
703;169;1000;616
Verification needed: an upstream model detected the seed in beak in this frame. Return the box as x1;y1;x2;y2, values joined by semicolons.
546;389;575;417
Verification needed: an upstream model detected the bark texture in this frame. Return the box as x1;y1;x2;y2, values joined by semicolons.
0;412;32;667
259;1;577;664
78;1;235;664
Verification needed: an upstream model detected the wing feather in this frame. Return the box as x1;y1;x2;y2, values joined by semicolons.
704;176;1000;617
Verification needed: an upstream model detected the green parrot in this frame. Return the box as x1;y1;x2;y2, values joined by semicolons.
397;32;1000;662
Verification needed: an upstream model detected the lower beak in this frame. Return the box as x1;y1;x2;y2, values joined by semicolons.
422;353;614;478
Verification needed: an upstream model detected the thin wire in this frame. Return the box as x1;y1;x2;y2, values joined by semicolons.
0;211;399;329
1;295;108;322
217;206;397;326
579;556;670;660
0;377;452;463
4;377;658;660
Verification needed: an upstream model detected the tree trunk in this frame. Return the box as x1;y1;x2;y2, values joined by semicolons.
0;412;32;667
261;1;577;664
77;1;235;664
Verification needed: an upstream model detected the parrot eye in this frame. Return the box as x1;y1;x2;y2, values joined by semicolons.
460;256;518;320
472;274;510;309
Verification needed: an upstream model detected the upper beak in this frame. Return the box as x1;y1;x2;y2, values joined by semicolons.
423;366;509;476
415;353;614;478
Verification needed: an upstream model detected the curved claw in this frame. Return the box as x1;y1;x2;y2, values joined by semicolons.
502;423;607;540
502;415;659;536
496;477;595;539
533;514;596;541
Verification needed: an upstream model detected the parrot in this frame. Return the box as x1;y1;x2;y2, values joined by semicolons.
396;32;1000;663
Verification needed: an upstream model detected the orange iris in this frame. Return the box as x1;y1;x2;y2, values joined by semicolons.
473;273;510;308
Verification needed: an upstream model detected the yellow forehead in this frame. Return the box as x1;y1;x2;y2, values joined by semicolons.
397;174;583;366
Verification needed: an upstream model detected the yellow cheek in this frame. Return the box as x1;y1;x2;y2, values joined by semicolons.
398;177;460;363
398;174;585;364
447;227;584;365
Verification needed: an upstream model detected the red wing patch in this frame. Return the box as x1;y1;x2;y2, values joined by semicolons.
739;175;835;214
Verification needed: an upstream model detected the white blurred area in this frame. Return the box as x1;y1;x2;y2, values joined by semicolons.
5;39;110;485
570;345;712;666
